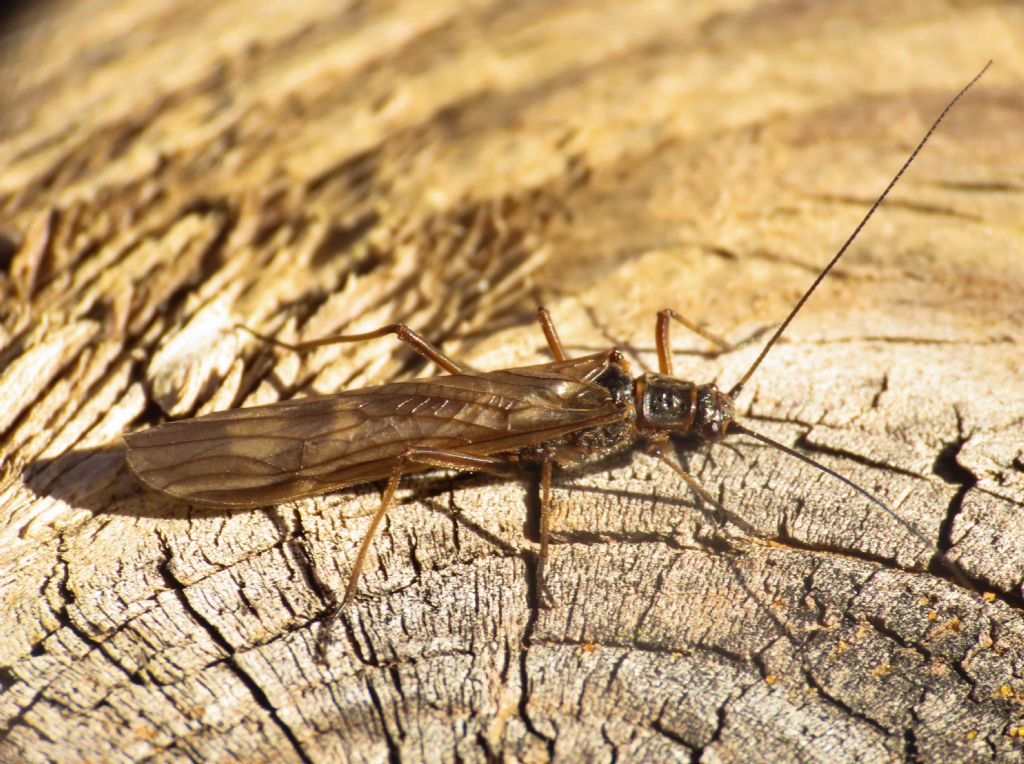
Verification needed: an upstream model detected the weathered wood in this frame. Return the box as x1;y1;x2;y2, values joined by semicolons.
2;1;1023;762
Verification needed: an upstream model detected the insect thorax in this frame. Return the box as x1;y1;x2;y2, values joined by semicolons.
636;374;734;440
558;359;639;464
517;357;639;468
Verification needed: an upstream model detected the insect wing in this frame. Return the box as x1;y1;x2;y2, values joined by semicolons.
125;351;625;507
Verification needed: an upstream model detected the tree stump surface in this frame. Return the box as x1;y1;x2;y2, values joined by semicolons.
1;2;1023;762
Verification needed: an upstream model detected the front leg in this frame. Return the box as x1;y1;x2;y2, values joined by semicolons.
655;308;731;376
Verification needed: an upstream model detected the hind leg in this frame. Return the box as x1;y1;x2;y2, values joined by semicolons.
239;322;466;374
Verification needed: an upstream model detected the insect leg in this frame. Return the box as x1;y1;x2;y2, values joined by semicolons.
316;448;516;661
340;448;517;605
535;307;567;361
646;443;760;538
239;323;465;374
537;452;555;607
655;309;730;376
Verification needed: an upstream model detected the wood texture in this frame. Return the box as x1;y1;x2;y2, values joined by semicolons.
2;1;1023;762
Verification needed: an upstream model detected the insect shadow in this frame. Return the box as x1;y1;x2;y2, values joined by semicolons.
120;65;992;660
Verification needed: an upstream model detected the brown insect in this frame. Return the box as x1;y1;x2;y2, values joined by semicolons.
125;65;989;653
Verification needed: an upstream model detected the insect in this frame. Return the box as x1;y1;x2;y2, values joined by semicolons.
125;64;989;655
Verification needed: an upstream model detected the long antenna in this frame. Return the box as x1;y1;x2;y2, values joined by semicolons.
728;61;992;400
729;422;972;590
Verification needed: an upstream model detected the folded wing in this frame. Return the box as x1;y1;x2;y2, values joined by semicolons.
125;351;624;507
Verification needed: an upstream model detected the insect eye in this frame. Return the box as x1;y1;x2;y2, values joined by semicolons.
702;421;721;439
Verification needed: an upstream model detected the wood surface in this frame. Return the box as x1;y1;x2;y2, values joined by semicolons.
2;1;1024;762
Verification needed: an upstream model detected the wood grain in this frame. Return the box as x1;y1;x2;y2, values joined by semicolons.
2;1;1023;761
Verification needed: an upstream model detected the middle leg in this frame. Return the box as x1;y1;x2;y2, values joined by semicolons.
535;306;568;362
537;451;556;607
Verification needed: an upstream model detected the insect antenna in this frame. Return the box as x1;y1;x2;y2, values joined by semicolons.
727;61;992;400
729;421;973;590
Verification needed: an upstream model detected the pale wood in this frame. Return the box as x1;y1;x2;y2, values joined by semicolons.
2;1;1024;762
